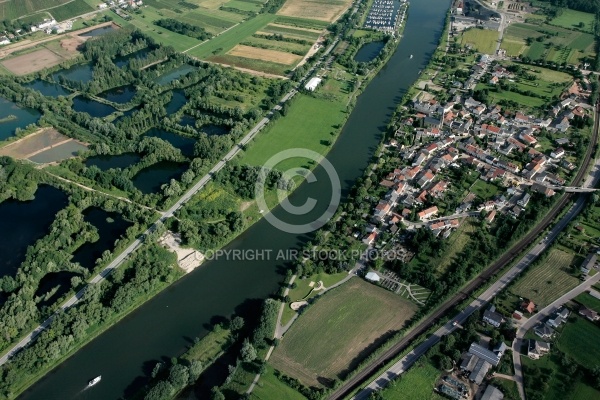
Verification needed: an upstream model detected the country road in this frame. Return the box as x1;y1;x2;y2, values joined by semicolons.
0;38;340;367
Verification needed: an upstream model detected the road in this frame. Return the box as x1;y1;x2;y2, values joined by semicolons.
511;271;600;400
331;101;600;400
0;38;341;367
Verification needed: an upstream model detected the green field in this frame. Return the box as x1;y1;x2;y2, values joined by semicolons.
558;316;600;367
269;278;418;387
460;28;499;55
49;0;94;21
0;0;71;20
240;78;350;171
261;24;322;40
549;9;595;33
251;365;307;400
490;378;521;400
475;84;547;109
225;0;263;12
274;15;330;30
471;179;499;200
575;292;600;313
376;359;445;400
511;249;580;307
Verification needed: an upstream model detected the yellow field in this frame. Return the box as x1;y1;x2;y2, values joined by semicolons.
276;0;353;22
228;44;301;65
1;48;64;75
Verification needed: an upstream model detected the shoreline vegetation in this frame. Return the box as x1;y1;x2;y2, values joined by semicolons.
0;1;413;399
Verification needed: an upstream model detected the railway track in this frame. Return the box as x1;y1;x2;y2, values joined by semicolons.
330;101;599;400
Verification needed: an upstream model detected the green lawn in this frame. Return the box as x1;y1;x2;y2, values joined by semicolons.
460;28;499;55
549;9;595;33
431;220;475;276
558;316;600;367
376;359;445;400
251;365;307;400
226;0;263;12
490;378;520;400
240;82;349;172
269;278;418;387
471;179;499;200
511;249;580;307
187;13;276;58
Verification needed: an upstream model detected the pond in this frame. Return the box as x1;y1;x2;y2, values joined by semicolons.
51;63;93;84
145;128;196;157
98;85;136;104
71;207;133;271
23;80;71;97
155;64;195;85
28;141;88;164
80;25;117;37
354;40;386;63
85;152;141;171
199;123;229;136
72;96;116;118
113;48;150;68
35;271;82;308
0;97;41;141
165;89;186;114
132;161;188;194
178;114;196;128
0;185;68;279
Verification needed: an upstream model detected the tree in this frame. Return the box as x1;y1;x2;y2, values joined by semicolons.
230;316;245;331
241;338;257;362
211;387;225;400
168;364;189;389
440;355;453;371
144;381;175;400
189;360;203;382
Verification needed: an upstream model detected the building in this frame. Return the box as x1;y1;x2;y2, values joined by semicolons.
365;272;381;282
527;339;550;360
418;206;438;221
483;306;504;328
469;358;492;384
481;385;504;400
468;343;501;366
522;300;535;313
304;77;322;91
534;323;555;339
579;306;600;321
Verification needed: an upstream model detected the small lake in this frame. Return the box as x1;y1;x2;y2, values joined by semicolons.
85;152;141;171
0;97;41;141
80;25;117;37
52;63;93;84
155;64;195;85
35;271;82;307
132;161;188;194
166;89;186;114
28;141;88;164
71;208;132;271
178;114;196;128
113;48;150;68
354;41;386;63
145;128;196;157
72;96;115;118
0;185;68;278
200;124;229;136
98;85;136;104
24;80;71;97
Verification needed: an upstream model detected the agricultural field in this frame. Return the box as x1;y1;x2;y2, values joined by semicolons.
459;28;500;55
574;292;600;313
0;0;71;20
500;21;596;65
228;44;301;64
48;0;94;21
375;358;446;400
558;316;600;367
511;249;580;307
0;128;74;159
277;0;353;23
1;48;65;75
549;9;595;33
269;278;418;387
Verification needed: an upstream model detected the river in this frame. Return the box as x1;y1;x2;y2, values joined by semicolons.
20;0;450;398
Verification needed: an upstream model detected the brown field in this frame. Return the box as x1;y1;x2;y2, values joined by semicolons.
2;48;64;75
268;23;323;33
276;0;353;22
270;278;418;387
0;128;69;158
228;44;301;65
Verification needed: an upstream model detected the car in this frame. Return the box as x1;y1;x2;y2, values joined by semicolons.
452;320;458;327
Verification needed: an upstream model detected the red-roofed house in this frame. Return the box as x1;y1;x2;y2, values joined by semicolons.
418;206;438;221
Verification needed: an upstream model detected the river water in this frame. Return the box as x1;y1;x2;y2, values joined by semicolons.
20;0;450;398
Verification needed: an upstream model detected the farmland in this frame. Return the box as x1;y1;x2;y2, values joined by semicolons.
48;0;94;21
0;0;72;20
511;249;580;307
460;28;500;55
375;358;446;400
228;44;301;64
277;0;353;23
500;21;596;65
269;278;418;387
558;316;600;367
549;9;595;34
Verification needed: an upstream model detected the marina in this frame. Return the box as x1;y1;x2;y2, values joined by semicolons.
364;0;407;33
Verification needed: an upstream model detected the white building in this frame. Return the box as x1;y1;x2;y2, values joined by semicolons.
365;272;381;282
304;77;322;91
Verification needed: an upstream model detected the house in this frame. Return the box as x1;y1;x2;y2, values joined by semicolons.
0;36;10;45
555;116;570;132
374;201;392;221
489;76;499;85
527;339;550;359
579;306;600;321
469;358;492;384
98;2;108;8
531;182;555;197
494;342;508;357
551;147;565;159
304;77;322;91
481;385;504;400
362;232;377;245
468;343;501;366
418;206;438;221
417;170;435;188
365;271;381;282
534;323;555;339
483;306;504;328
517;193;531;208
486;210;496;223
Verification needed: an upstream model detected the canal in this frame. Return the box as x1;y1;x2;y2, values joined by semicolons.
20;0;451;398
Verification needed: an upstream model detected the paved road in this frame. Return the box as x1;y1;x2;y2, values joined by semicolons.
350;126;600;399
0;38;344;367
512;271;600;400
